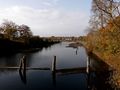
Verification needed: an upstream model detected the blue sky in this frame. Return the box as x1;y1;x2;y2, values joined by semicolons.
0;0;92;36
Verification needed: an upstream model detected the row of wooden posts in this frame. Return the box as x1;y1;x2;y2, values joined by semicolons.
19;55;90;74
52;56;90;72
51;55;90;87
0;54;91;86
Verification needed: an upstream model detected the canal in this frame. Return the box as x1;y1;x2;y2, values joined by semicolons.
0;42;115;90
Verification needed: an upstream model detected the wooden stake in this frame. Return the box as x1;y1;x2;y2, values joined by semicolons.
86;56;90;73
52;56;56;72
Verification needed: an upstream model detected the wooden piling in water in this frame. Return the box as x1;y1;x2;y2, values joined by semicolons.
19;55;27;84
19;55;26;71
51;56;56;86
86;56;90;73
52;56;56;72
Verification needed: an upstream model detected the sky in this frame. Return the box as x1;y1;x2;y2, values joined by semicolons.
0;0;92;36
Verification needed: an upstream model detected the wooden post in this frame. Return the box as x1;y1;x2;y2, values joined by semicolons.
86;56;91;89
19;55;27;84
19;55;27;71
86;56;90;73
19;56;24;70
52;56;56;72
51;56;56;86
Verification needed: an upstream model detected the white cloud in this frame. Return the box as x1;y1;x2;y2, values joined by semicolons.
42;2;52;7
39;0;59;8
0;6;89;36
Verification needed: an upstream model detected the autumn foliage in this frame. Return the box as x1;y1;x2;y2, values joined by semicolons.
87;16;120;55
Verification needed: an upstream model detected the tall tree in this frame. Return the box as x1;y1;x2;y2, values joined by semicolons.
18;24;33;38
91;0;120;30
1;20;18;39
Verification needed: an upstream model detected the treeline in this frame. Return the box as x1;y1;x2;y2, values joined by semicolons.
86;0;120;55
0;20;60;53
0;20;32;42
0;36;59;53
28;36;60;48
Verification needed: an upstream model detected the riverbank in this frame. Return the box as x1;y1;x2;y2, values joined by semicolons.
0;37;60;53
69;42;120;88
92;51;120;88
0;41;114;89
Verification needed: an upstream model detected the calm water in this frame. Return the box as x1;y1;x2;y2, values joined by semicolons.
0;42;115;90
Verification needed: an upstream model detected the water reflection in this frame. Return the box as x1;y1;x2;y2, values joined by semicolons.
19;55;27;84
0;42;116;89
19;67;27;84
0;53;23;67
52;71;56;87
88;53;115;90
0;53;113;90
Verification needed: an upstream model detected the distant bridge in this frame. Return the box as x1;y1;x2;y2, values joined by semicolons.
49;37;81;42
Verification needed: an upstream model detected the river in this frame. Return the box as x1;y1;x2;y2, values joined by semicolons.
0;42;115;90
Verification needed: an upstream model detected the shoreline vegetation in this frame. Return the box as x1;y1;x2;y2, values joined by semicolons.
0;20;60;54
82;0;120;88
0;37;60;54
69;41;120;88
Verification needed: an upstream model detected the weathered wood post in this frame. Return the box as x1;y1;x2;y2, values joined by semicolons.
52;56;56;86
76;48;78;55
52;56;56;72
19;55;27;84
86;56;90;73
19;56;24;70
19;55;26;70
86;56;91;89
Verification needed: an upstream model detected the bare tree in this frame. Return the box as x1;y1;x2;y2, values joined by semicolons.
92;0;120;29
18;24;33;38
1;20;18;39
